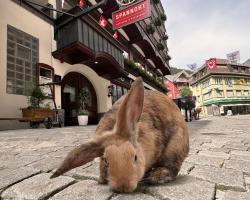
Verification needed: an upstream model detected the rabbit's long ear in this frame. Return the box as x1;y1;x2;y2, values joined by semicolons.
50;134;113;178
115;77;144;141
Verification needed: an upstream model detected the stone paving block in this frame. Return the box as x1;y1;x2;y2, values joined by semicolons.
222;191;250;200
230;150;250;161
17;148;57;157
202;142;225;148
194;138;212;145
50;180;113;200
230;155;250;161
0;155;43;169
198;150;230;159
65;161;99;180
0;167;40;191
245;176;250;189
185;155;224;167
208;148;230;153
28;156;63;172
47;147;74;159
224;159;250;175
149;176;215;200
1;173;75;200
188;148;199;155
215;190;225;200
189;165;245;191
112;194;158;200
223;143;248;151
179;162;194;175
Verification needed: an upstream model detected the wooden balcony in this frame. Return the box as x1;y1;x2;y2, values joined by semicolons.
52;7;126;80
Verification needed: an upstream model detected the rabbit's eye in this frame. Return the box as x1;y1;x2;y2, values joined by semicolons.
134;155;137;162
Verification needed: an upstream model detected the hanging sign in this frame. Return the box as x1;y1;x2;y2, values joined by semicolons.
112;0;151;30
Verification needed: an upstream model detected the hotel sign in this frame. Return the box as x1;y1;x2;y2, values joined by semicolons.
112;0;151;30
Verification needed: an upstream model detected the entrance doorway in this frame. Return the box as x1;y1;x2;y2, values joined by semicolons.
61;72;98;126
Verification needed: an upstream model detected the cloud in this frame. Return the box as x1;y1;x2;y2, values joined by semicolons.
163;0;250;68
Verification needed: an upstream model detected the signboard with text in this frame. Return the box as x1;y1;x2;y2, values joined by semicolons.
112;0;151;30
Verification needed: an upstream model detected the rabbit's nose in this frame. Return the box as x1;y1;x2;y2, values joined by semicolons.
112;178;136;193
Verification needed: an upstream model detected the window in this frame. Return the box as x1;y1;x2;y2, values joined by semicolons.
227;90;234;97
244;91;249;96
236;90;242;97
225;78;233;87
203;92;211;100
233;66;238;72
197;96;200;103
216;90;224;97
214;78;222;85
7;25;38;95
202;80;210;88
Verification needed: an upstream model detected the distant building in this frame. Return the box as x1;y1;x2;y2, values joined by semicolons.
165;70;190;99
189;59;250;116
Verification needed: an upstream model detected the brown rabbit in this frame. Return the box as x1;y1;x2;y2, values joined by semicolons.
51;77;189;193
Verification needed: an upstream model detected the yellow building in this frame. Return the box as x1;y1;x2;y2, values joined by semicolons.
190;59;250;116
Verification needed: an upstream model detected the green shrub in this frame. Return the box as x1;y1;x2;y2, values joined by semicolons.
27;87;46;108
124;58;167;93
154;17;162;26
157;43;165;50
160;13;167;21
180;87;193;98
146;24;156;34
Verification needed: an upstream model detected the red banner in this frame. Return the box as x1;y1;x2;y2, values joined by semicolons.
99;15;108;28
206;58;217;70
112;0;151;30
113;31;119;40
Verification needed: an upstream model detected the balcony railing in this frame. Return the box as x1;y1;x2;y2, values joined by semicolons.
55;18;124;67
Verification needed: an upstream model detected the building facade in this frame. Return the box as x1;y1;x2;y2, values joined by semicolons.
0;0;170;129
190;59;250;116
164;70;190;99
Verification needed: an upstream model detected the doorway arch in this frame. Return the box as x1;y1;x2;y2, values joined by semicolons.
61;72;98;126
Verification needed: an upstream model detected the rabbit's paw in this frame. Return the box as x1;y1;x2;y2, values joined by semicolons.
145;167;175;184
98;177;108;184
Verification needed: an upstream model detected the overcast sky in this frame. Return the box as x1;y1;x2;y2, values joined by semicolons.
162;0;250;69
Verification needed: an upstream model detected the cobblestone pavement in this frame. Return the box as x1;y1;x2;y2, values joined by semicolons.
0;115;250;200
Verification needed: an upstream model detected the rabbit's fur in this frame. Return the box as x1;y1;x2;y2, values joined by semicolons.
51;77;189;193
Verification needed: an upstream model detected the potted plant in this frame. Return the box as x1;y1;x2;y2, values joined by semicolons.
77;87;90;126
160;13;167;21
157;43;165;50
162;34;168;41
146;24;156;34
22;87;54;128
152;0;160;4
154;17;162;26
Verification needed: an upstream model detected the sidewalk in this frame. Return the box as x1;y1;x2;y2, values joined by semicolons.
0;116;250;200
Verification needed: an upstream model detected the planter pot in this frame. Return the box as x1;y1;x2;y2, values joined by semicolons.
78;115;88;126
22;108;54;120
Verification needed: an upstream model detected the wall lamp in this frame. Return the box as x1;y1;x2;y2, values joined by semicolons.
108;85;114;97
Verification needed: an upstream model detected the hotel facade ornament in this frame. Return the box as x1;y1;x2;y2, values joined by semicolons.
116;0;136;6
